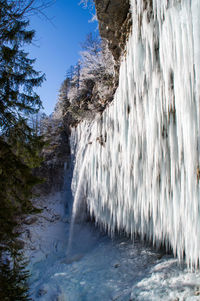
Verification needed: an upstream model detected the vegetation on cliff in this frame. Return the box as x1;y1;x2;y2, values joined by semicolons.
55;33;115;124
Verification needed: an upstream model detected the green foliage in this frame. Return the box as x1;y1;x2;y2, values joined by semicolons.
0;0;45;237
0;137;42;245
0;0;46;299
0;1;44;132
0;250;32;301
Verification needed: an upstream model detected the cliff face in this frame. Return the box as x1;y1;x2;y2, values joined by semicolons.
33;115;71;195
35;0;132;197
61;0;132;127
95;0;132;64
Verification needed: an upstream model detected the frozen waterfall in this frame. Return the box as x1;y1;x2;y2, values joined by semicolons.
71;0;200;267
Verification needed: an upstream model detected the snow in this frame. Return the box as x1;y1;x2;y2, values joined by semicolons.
22;160;200;300
22;159;200;300
25;196;200;301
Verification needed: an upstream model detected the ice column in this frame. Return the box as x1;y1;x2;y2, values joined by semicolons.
72;0;200;267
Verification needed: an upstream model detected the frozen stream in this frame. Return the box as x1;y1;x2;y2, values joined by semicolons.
23;192;200;301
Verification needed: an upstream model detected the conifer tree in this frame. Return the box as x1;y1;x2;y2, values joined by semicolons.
0;0;44;131
0;0;44;240
0;0;46;299
0;250;32;301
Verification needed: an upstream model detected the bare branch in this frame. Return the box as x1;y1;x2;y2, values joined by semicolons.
7;0;55;19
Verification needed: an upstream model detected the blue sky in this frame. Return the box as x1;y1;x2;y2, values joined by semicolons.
28;0;98;115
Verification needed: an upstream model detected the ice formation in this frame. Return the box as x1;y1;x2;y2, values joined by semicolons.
72;0;200;267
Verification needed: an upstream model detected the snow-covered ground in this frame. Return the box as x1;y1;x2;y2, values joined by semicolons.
22;188;200;301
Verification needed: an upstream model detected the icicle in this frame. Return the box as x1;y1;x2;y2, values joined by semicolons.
71;0;200;267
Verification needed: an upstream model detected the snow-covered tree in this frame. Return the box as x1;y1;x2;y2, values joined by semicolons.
55;32;114;122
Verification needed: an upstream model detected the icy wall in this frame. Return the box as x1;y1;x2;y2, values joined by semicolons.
72;0;200;267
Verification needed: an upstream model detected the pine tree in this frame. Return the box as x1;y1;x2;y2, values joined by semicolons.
0;1;44;131
0;0;44;239
0;249;32;301
0;0;45;299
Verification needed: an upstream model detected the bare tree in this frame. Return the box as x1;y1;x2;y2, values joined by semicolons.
7;0;55;19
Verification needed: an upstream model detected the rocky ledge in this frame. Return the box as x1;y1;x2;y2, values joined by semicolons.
95;0;132;64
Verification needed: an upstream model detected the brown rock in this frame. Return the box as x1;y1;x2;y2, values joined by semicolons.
95;0;132;63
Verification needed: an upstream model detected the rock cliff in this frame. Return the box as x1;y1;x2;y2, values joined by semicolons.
95;0;132;65
35;0;132;197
